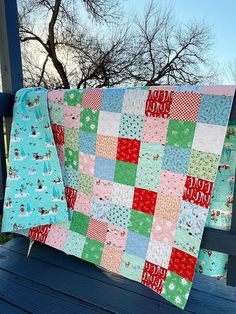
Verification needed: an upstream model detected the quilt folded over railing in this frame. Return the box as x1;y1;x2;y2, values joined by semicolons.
1;85;236;309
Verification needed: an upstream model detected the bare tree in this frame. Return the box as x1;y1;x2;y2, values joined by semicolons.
224;59;236;84
18;0;216;88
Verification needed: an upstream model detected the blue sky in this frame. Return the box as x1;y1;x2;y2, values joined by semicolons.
125;0;236;65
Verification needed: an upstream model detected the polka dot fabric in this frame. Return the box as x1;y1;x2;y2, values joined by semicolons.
25;86;235;310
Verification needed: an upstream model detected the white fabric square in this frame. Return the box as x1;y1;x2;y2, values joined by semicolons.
122;89;148;115
146;239;172;268
97;111;121;136
112;183;134;208
192;123;226;155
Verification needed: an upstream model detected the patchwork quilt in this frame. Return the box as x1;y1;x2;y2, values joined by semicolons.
2;85;236;309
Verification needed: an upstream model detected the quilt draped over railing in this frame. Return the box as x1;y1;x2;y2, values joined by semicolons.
1;85;236;309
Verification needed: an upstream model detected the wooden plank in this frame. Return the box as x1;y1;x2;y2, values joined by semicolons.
3;238;236;314
0;268;108;314
0;93;14;116
0;242;184;314
0;116;7;214
0;297;27;314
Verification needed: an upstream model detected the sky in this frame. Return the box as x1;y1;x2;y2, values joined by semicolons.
125;0;236;65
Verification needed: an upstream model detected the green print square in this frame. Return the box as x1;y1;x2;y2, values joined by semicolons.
128;210;153;237
64;90;83;106
82;238;104;265
187;150;220;182
114;161;137;186
70;211;89;235
79;172;94;196
65;147;78;170
80;108;99;133
162;271;191;309
64;127;79;151
167;120;196;148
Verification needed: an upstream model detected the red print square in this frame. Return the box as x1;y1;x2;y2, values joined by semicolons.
132;188;157;215
51;124;64;145
145;90;174;118
142;260;167;294
183;176;213;208
116;138;141;164
87;218;108;243
65;186;77;210
168;248;197;281
28;225;51;243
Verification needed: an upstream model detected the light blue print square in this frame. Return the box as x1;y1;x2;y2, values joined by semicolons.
94;157;116;181
125;231;149;259
91;199;110;222
162;145;191;174
79;130;97;155
101;88;125;113
49;103;64;124
119;113;144;140
64;166;80;189
63;231;86;257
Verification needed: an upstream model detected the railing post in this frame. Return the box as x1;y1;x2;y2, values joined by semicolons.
0;0;23;213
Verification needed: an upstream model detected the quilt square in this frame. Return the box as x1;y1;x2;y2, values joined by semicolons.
49;103;64;124
155;194;181;222
166;120;196;148
65;186;77;210
125;231;149;259
128;210;153;237
162;146;191;174
82;238;104;265
48;90;65;105
65;147;78;170
145;90;173;118
70;211;89;235
168;248;197;281
64;166;79;190
142;117;169;144
114;161;137;186
198;94;233;126
101;88;125;113
146;238;172;269
28;225;51;243
170;92;201;122
192;123;226;155
162;271;191;309
51;124;64;145
78;173;94;196
79;130;97;155
80;108;99;133
111;183;134;208
63;231;86;258
97;111;121;136
45;225;68;250
116;138;141;164
158;170;186;199
64;105;80;128
93;178;113;202
64;89;82;106
79;152;95;176
96;135;118;160
187;150;220;182
64;127;79;151
122;89;147;115
87;218;108;243
142;260;167;294
108;204;132;229
94;157;116;181
132;187;157;215
151;216;177;246
91;199;110;222
121;253;145;282
101;245;124;273
106;224;128;250
74;191;91;215
82;88;103;110
119;113;144;140
183;176;214;208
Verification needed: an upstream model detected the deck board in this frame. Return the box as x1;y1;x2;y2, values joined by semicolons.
0;237;235;314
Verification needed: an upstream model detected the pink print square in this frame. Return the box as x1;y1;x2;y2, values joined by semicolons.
45;225;68;250
48;90;65;104
101;245;123;273
82;89;103;110
151;216;177;246
93;179;113;202
79;152;95;176
106;224;128;250
64;105;80;128
56;144;64;166
74;191;91;215
142;117;168;144
158;170;186;199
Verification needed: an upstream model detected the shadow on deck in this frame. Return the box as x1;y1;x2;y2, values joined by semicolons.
0;237;235;314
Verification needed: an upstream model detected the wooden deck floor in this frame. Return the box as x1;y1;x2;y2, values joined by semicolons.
0;237;235;314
